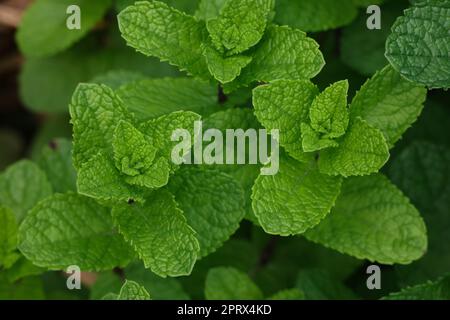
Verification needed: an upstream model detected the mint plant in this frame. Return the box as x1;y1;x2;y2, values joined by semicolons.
1;0;450;300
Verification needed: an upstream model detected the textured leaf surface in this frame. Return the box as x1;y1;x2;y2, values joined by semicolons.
234;25;324;87
206;0;272;55
383;275;450;300
195;0;227;20
350;65;426;147
37;138;77;193
0;160;53;222
275;0;358;32
0;206;18;267
252;157;342;235
205;267;263;300
139;111;201;172
385;0;450;89
112;190;200;277
118;1;209;78
16;0;112;58
253;80;319;162
305;174;427;264
318;118;389;177
70;83;133;169
18;193;135;271
203;45;252;83
169;167;245;257
77;153;147;203
301;123;339;153
116;78;219;121
118;280;151;300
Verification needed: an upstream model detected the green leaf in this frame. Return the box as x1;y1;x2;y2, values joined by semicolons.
18;193;135;271
4;256;45;283
350;65;426;147
37;138;77;193
318;118;390;177
118;1;209;78
296;269;357;300
139;111;201;172
252;156;342;235
301;123;339;152
0;206;18;267
77;152;147;203
113;120;154;175
268;288;304;300
169;167;246;257
16;0;112;58
205;267;263;300
275;0;358;32
117;280;151;300
388;142;450;286
91;70;146;89
125;261;190;300
203;45;252;83
112;190;200;277
385;0;450;89
305;174;428;264
0;160;53;222
70;83;133;169
206;0;273;55
116;78;219;121
309;80;349;139
253;80;319;162
382;275;450;300
233;25;324;88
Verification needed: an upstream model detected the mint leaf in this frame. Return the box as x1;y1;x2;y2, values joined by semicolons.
5;257;45;283
169;167;246;257
275;0;358;32
70;83;133;169
382;275;450;300
305;174;427;264
350;65;426;147
16;0;112;58
0;206;18;267
117;280;151;300
205;267;263;300
252;156;342;235
385;0;450;89
18;193;135;271
37;138;77;193
206;0;273;55
118;1;209;78
234;25;324;88
300;123;339;152
90;272;123;300
112;190;200;277
77;152;147;203
91;70;146;89
116;78;219;121
0;160;53;222
309;80;349;139
125;261;190;300
114;120;157;176
139;111;201;172
203;44;252;83
253;80;319;162
318;118;389;177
